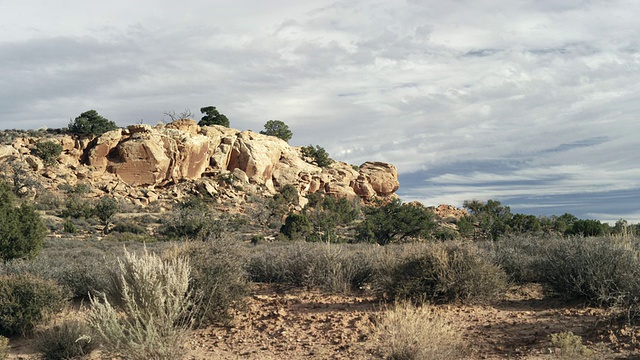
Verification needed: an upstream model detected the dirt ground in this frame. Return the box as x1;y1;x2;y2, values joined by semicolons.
7;284;640;359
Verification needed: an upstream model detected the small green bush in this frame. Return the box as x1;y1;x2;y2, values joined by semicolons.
32;141;63;166
0;181;47;261
36;320;98;360
549;331;592;359
0;274;65;336
88;248;192;360
160;197;216;240
60;196;94;219
301;145;332;167
94;196;119;228
62;219;77;234
111;220;146;234
378;242;507;305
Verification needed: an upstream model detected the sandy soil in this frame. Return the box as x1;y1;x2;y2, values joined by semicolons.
7;284;640;359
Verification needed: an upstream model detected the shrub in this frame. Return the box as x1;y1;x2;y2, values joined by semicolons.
376;302;467;360
487;235;550;284
549;331;592;359
0;336;8;360
60;196;94;219
301;145;332;167
36;320;98;360
0;274;65;336
534;236;640;307
0;181;47;261
198;106;229;127
68;110;118;137
178;240;248;327
280;213;312;240
160;197;217;240
32;141;63;166
88;247;192;360
260;120;293;142
566;219;607;237
355;199;436;245
378;242;507;305
94;196;119;226
62;219;77;233
111;220;146;234
247;242;377;292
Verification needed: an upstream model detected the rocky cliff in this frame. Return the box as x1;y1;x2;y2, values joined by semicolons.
0;120;399;207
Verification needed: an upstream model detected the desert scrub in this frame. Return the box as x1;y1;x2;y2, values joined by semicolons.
176;239;249;327
88;247;192;360
376;302;467;360
247;242;377;292
486;234;553;283
378;241;507;305
0;274;65;336
35;320;98;360
549;331;593;359
534;236;640;307
0;336;8;360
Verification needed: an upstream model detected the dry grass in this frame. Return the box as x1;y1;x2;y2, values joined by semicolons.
376;301;468;360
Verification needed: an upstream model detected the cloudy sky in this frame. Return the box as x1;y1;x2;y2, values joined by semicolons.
1;0;639;222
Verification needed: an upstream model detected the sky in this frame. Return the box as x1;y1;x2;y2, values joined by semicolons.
1;0;639;223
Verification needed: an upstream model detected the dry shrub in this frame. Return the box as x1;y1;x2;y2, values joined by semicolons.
35;320;98;360
176;239;249;327
376;302;468;360
535;236;640;306
247;242;377;292
88;247;191;360
0;336;8;360
378;241;507;305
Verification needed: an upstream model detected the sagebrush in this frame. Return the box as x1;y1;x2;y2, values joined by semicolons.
88;247;192;360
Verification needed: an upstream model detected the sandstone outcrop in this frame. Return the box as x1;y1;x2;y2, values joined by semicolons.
0;120;400;205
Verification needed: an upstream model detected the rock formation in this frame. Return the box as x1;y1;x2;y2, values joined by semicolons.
0;120;400;206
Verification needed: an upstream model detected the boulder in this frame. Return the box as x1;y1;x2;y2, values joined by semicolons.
358;162;400;196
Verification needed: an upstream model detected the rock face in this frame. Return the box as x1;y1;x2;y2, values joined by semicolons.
0;120;400;203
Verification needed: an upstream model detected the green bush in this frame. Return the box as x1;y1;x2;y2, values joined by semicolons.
68;110;118;137
32;141;63;166
94;196;118;226
198;106;229;127
60;196;94;219
0;274;65;336
111;220;146;234
88;248;192;360
280;213;312;240
378;242;507;305
301;145;332;167
355;199;436;245
62;219;77;233
36;320;98;360
261;120;293;142
0;181;47;261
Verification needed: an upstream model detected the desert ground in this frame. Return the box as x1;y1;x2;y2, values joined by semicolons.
6;283;640;360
